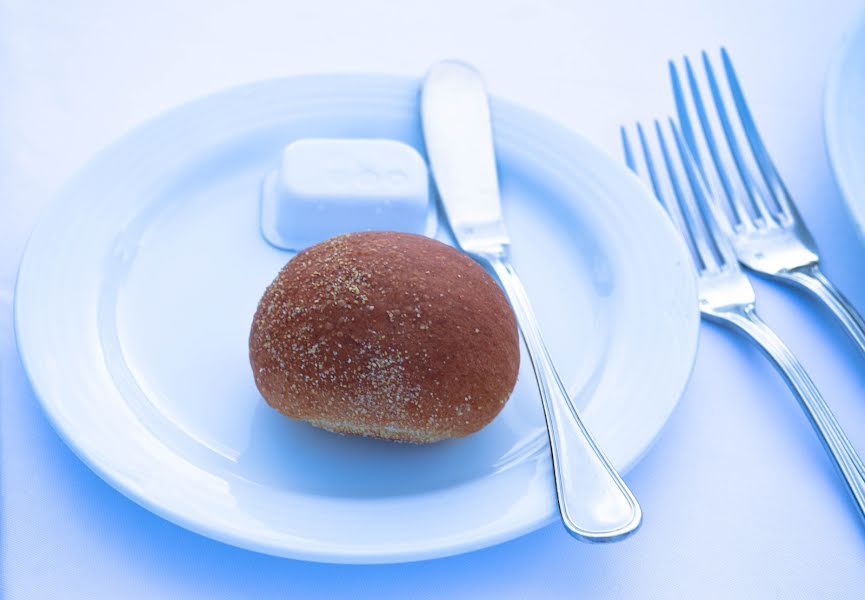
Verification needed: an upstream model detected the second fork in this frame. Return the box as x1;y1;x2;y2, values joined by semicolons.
622;119;865;525
670;49;865;360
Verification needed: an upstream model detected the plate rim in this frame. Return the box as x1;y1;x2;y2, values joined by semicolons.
824;7;865;247
14;73;699;563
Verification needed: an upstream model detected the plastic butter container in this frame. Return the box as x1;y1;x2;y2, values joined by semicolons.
260;138;436;251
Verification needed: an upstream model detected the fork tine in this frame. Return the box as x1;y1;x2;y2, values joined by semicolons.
624;123;699;265
635;122;666;208
677;57;756;231
669;60;705;177
653;119;719;273
702;51;777;227
721;48;793;220
621;125;637;172
669;118;739;270
624;123;672;215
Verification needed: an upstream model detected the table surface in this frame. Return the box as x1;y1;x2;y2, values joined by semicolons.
3;1;865;598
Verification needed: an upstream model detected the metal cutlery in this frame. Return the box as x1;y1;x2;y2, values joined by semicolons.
422;60;641;542
670;49;865;359
622;119;865;522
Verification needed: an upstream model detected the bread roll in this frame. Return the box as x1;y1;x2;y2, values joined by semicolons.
249;231;520;443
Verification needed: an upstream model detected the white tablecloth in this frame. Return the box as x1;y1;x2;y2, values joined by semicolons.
3;1;865;597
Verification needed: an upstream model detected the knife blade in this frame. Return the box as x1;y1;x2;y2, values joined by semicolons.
421;61;510;256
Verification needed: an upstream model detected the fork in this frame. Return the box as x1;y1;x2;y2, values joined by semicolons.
621;119;865;523
669;48;865;359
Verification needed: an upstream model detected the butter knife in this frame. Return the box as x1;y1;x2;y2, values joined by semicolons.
421;61;642;542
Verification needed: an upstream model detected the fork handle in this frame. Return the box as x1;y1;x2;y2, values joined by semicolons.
718;304;865;520
775;264;865;360
486;255;642;542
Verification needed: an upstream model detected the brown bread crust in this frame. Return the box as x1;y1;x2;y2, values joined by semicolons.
249;231;520;443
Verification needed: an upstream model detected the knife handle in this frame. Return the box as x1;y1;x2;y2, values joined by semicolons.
487;255;642;541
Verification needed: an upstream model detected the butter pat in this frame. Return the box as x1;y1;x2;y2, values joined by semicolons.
260;138;434;251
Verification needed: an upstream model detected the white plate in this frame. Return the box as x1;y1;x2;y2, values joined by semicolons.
826;9;865;245
15;75;699;564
